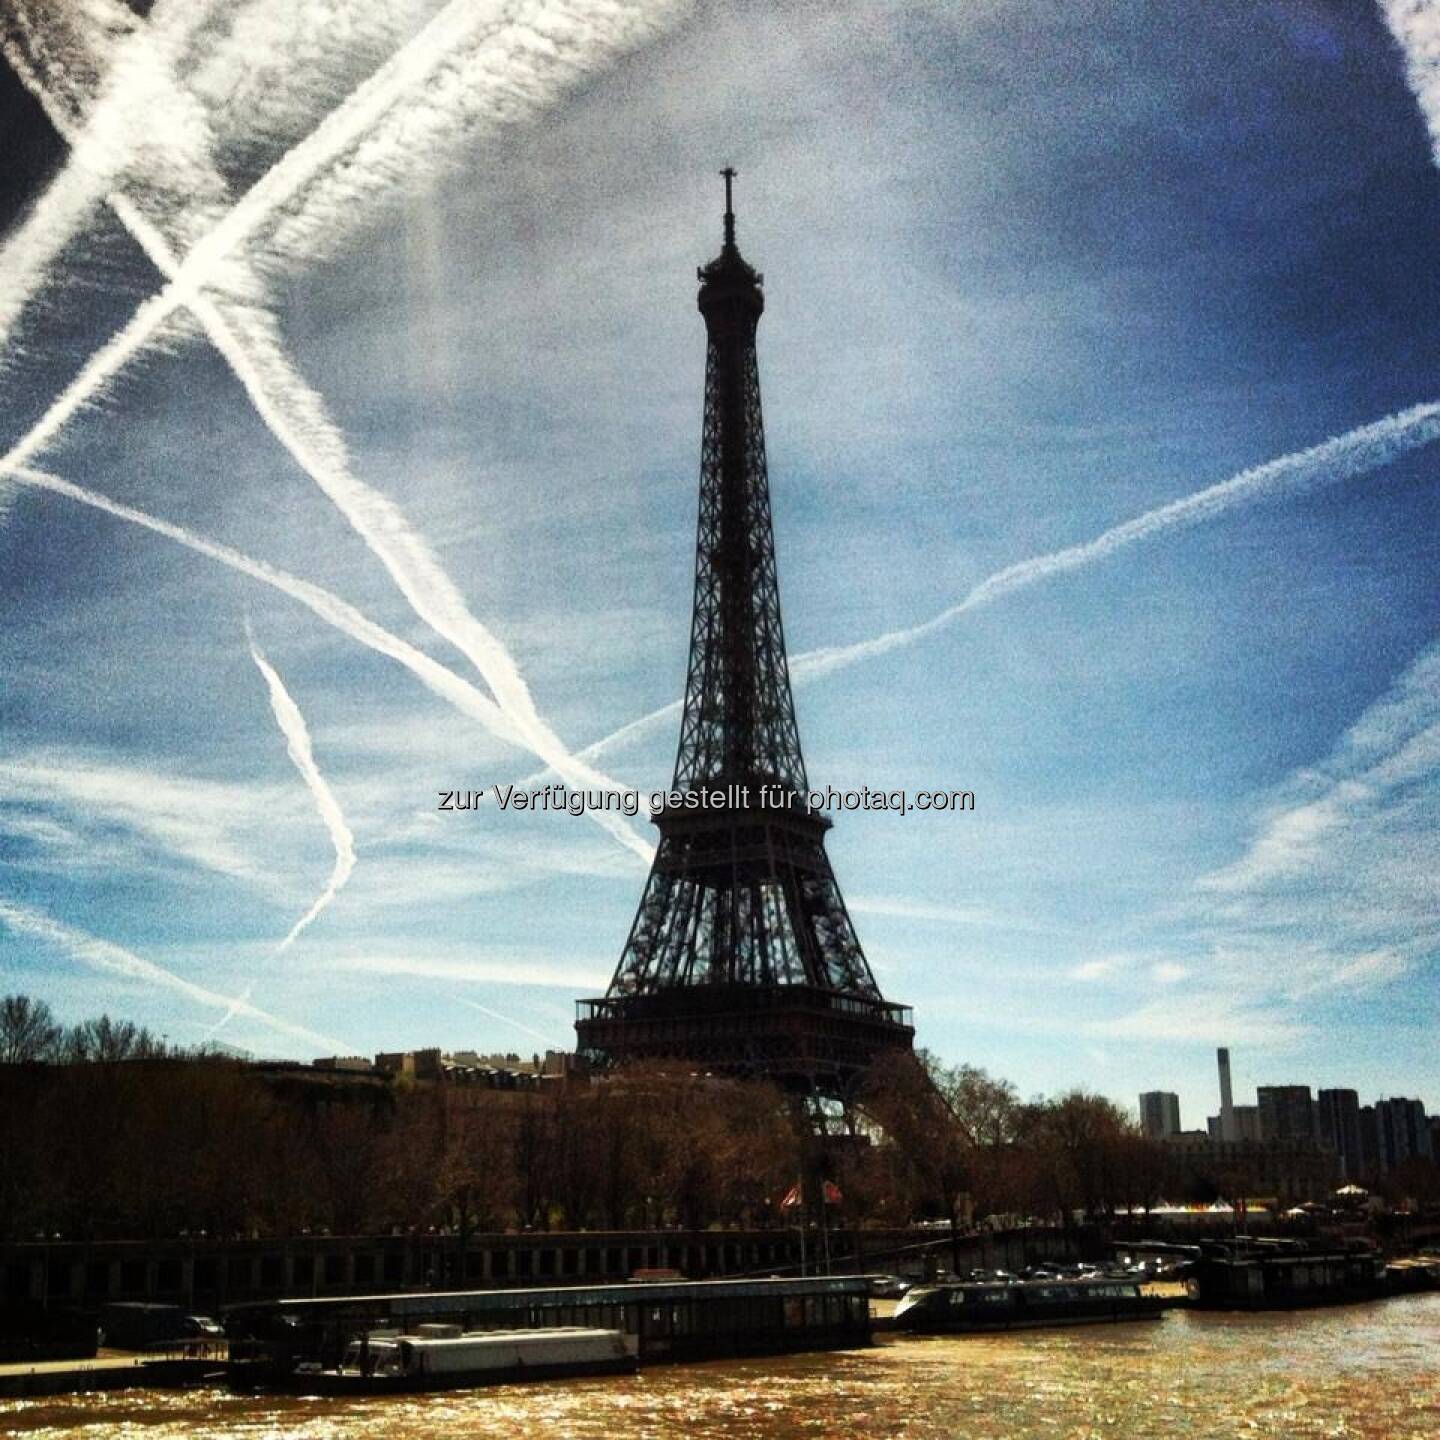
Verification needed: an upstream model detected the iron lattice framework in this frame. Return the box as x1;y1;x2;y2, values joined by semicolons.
576;173;914;1098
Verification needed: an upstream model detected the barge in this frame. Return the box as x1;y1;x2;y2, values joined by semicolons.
226;1274;872;1387
892;1276;1165;1333
1185;1238;1386;1309
267;1326;635;1394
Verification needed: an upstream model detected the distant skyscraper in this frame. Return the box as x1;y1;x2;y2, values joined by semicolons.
1317;1089;1362;1179
1375;1097;1432;1172
1139;1091;1181;1139
1359;1105;1380;1177
1217;1047;1237;1141
1257;1085;1317;1144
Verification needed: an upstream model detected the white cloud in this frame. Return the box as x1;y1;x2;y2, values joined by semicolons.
1087;993;1308;1049
1185;638;1440;1000
1069;956;1126;982
0;751;292;887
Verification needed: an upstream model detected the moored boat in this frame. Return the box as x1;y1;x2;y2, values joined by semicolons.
225;1275;872;1377
257;1326;636;1394
1385;1257;1440;1296
1185;1238;1386;1310
892;1276;1165;1333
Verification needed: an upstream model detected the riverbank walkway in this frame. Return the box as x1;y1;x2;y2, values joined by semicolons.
0;1349;225;1398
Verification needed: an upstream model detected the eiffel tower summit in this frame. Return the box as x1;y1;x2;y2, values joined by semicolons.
576;172;915;1102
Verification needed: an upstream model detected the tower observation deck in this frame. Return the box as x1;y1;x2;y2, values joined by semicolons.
575;172;914;1101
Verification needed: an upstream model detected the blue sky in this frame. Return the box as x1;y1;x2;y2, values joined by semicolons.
2;0;1438;1127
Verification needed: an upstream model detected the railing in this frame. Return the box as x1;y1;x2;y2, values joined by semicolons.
140;1338;228;1362
577;986;913;1032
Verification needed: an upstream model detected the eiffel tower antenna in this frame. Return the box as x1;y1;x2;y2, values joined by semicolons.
575;175;914;1101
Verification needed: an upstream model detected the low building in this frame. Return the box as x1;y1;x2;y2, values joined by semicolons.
373;1048;443;1081
1206;1106;1260;1142
443;1049;586;1088
1160;1133;1340;1204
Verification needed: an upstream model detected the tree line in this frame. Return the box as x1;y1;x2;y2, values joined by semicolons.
0;993;1183;1250
0;994;173;1065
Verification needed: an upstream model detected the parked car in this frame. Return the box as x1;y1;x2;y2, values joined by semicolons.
100;1304;223;1349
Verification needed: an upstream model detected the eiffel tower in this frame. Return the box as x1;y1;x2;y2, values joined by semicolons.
575;172;914;1101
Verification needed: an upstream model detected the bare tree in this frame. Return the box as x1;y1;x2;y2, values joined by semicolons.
1018;1089;1142;1225
430;1089;519;1279
0;993;63;1063
860;1050;972;1271
63;1014;167;1062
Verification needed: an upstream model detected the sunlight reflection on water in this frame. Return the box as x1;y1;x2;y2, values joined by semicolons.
4;1297;1438;1439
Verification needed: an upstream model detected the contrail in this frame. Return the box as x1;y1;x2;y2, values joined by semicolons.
793;401;1440;681
0;11;141;357
0;0;232;357
1;0;677;853
506;698;679;796
9;464;655;862
10;463;515;740
245;623;357;947
3;10;651;859
183;1;425;164
200;980;254;1041
178;286;652;845
0;0;424;358
455;996;565;1049
0;0;677;478
258;0;686;270
581;698;683;763
533;400;1440;772
0;896;351;1054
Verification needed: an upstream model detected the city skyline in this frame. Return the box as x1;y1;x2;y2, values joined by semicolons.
1140;1046;1434;1145
3;3;1440;1112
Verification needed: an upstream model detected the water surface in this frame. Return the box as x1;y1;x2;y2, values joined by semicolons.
5;1296;1438;1438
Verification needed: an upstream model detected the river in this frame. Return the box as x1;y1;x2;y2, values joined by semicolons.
4;1297;1438;1438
